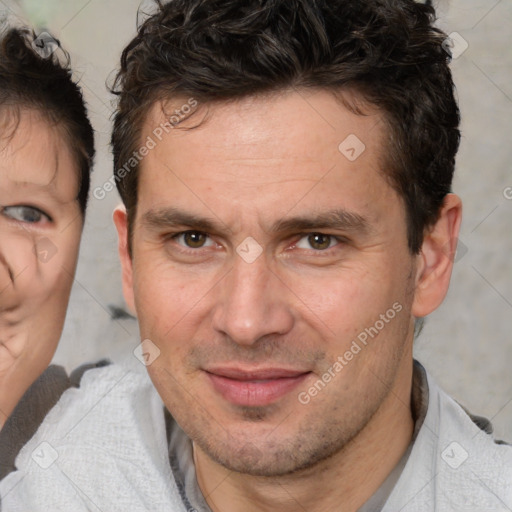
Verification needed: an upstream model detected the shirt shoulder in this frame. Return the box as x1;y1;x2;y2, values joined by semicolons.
0;362;186;512
0;361;109;480
384;364;512;511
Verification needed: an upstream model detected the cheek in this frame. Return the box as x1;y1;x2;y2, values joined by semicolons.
132;235;230;321
40;225;81;277
132;258;203;336
288;265;395;333
0;232;36;278
30;229;81;313
56;231;81;271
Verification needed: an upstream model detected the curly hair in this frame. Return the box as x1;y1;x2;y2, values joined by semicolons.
0;25;94;214
111;0;460;253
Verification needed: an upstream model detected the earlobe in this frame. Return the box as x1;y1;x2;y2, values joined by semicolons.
412;193;463;318
113;205;136;315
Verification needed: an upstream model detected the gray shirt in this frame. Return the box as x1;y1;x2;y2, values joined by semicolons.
2;359;510;511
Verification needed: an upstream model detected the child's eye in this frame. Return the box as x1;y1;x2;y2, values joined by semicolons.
1;205;51;224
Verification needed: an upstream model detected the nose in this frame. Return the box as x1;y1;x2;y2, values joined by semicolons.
211;255;295;346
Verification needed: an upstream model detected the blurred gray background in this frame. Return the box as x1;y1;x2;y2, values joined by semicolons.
1;0;511;441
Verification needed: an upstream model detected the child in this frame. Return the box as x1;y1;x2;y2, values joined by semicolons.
0;25;95;474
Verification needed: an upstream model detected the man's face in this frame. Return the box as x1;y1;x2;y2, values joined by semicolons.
122;89;420;476
0;109;82;421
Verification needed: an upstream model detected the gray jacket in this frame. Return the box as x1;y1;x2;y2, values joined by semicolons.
1;360;510;511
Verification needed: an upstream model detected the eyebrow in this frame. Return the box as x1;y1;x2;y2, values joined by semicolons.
141;207;371;236
271;209;371;235
141;208;225;234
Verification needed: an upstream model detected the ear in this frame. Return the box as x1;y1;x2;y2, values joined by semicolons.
412;193;463;318
113;205;136;315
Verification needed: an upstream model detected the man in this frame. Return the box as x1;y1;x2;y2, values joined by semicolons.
1;1;510;511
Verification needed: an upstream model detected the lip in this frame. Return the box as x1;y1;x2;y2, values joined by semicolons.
205;366;311;407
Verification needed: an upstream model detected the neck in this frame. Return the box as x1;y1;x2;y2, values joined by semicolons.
194;359;415;512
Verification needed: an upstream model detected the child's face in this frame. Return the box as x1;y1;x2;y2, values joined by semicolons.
0;108;83;421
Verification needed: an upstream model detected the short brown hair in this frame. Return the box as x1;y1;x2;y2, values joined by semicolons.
111;0;460;253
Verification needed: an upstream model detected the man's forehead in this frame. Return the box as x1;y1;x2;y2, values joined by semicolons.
140;90;387;183
143;88;384;140
136;89;397;227
144;97;201;130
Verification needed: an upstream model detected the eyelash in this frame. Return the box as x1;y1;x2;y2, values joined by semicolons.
168;230;346;253
0;205;52;225
170;231;216;253
292;233;345;252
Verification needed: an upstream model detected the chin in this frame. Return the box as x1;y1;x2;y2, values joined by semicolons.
194;429;351;478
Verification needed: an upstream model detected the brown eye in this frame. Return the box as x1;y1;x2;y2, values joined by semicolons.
182;231;209;248
307;233;332;250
